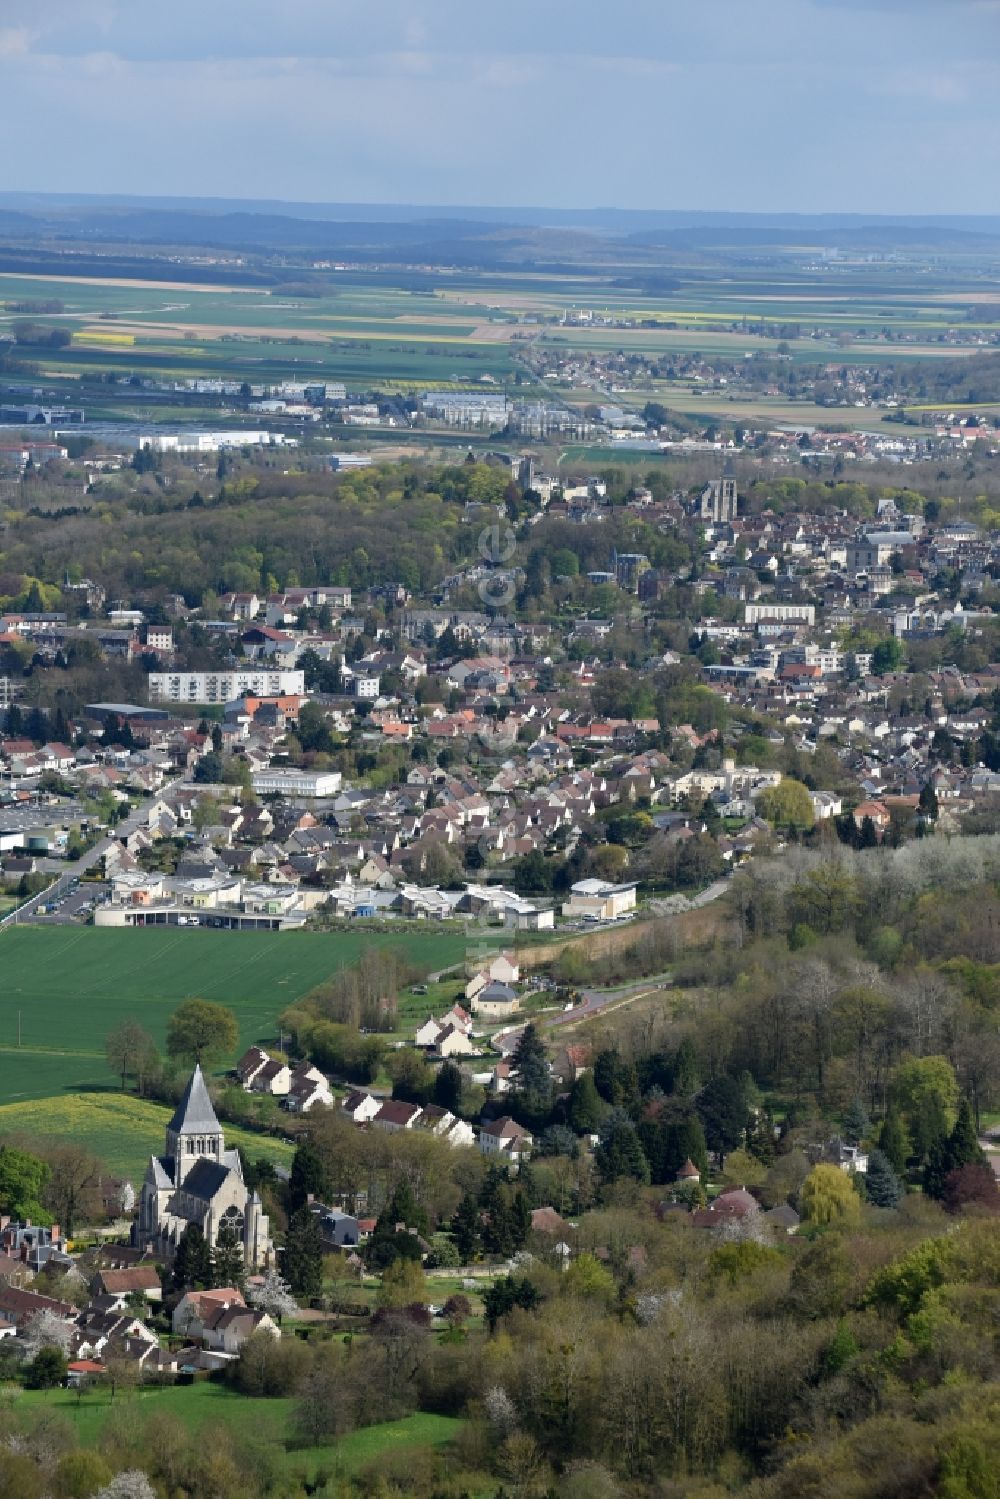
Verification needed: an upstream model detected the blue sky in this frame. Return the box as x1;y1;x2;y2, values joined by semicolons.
2;0;999;212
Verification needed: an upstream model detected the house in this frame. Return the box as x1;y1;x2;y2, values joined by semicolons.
172;1287;246;1337
478;1116;533;1163
691;1187;760;1229
852;801;891;838
90;1266;163;1304
436;1023;476;1058
248;1058;292;1097
416;1105;476;1148
342;1090;381;1124
471;981;521;1021
235;1046;271;1089
200;1303;279;1354
371;1099;423;1133
552;1044;592;1084
309;1203;363;1249
286;1062;333;1113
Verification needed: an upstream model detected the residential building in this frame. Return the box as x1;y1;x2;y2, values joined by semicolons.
148;670;305;705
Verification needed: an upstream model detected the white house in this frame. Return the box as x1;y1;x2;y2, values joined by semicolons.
341;1090;380;1124
478;1116;533;1162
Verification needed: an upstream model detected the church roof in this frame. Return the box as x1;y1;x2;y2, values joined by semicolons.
168;1065;221;1137
182;1158;231;1202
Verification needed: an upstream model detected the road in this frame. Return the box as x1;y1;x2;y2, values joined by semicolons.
493;975;673;1051
0;777;184;929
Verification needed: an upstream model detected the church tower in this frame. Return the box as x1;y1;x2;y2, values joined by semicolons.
165;1064;226;1185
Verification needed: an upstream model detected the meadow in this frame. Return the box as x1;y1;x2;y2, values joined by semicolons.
0;926;467;1099
0;1093;295;1181
16;1384;461;1482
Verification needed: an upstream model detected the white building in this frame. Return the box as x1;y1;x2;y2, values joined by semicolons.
251;768;342;798
562;879;637;922
148;670;305;705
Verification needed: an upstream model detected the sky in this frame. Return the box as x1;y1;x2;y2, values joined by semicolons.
2;0;1000;214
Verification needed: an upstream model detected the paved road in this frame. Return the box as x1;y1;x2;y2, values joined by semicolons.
0;777;183;929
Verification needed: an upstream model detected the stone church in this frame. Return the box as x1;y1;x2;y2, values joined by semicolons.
135;1064;272;1267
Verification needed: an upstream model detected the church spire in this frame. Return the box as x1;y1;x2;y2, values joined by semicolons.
167;1063;221;1137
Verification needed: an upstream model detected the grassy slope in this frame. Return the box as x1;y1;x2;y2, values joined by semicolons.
16;1384;460;1478
0;1093;295;1181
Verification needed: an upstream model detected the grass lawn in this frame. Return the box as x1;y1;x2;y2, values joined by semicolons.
16;1383;460;1480
0;1093;295;1182
0;926;467;1099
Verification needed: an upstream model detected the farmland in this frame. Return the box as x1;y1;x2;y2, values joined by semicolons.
0;926;467;1100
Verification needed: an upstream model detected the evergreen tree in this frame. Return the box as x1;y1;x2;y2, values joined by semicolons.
212;1222;245;1291
511;1191;532;1250
172;1223;212;1291
283;1206;324;1299
433;1061;464;1114
595;1109;650;1185
450;1193;481;1263
289;1141;329;1213
864;1148;903;1209
842;1097;871;1146
879;1106;909;1177
948;1097;985;1173
696;1075;751;1168
568;1071;605;1133
512;1024;552;1114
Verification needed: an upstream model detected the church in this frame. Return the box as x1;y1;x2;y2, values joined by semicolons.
135;1064;272;1268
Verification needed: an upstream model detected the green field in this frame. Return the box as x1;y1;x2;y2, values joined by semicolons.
0;1092;295;1181
16;1383;460;1481
0;926;467;1100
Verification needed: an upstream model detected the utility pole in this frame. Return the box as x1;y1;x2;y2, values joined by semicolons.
17;1011;21;1048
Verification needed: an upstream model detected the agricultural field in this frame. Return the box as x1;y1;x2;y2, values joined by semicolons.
0;926;467;1100
16;1384;461;1483
0;1092;295;1181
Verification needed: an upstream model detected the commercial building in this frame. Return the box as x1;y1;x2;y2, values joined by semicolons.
562;879;638;922
148;670;305;705
250;768;342;798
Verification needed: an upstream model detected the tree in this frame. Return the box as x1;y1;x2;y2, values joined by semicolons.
172;1222;212;1291
212;1221;245;1291
106;1020;158;1095
941;1162;999;1215
879;1106;910;1177
283;1206;324;1299
800;1163;862;1226
451;1193;481;1262
872;637;905;675
696;1075;751;1167
512;1023;552;1115
757;778;815;832
23;1343;65;1385
864;1148;903;1209
483;1274;541;1333
569;1071;606;1134
842;1097;870;1146
289;1141;329;1213
377;1257;427;1310
926;1097;986;1200
246;1268;298;1324
41;1142;105;1236
95;1475;157;1499
0;1146;50;1222
21;1308;72;1359
166;998;238;1066
433;1060;464;1113
562;1252;616;1304
54;1451;113;1499
595;1109;650;1185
